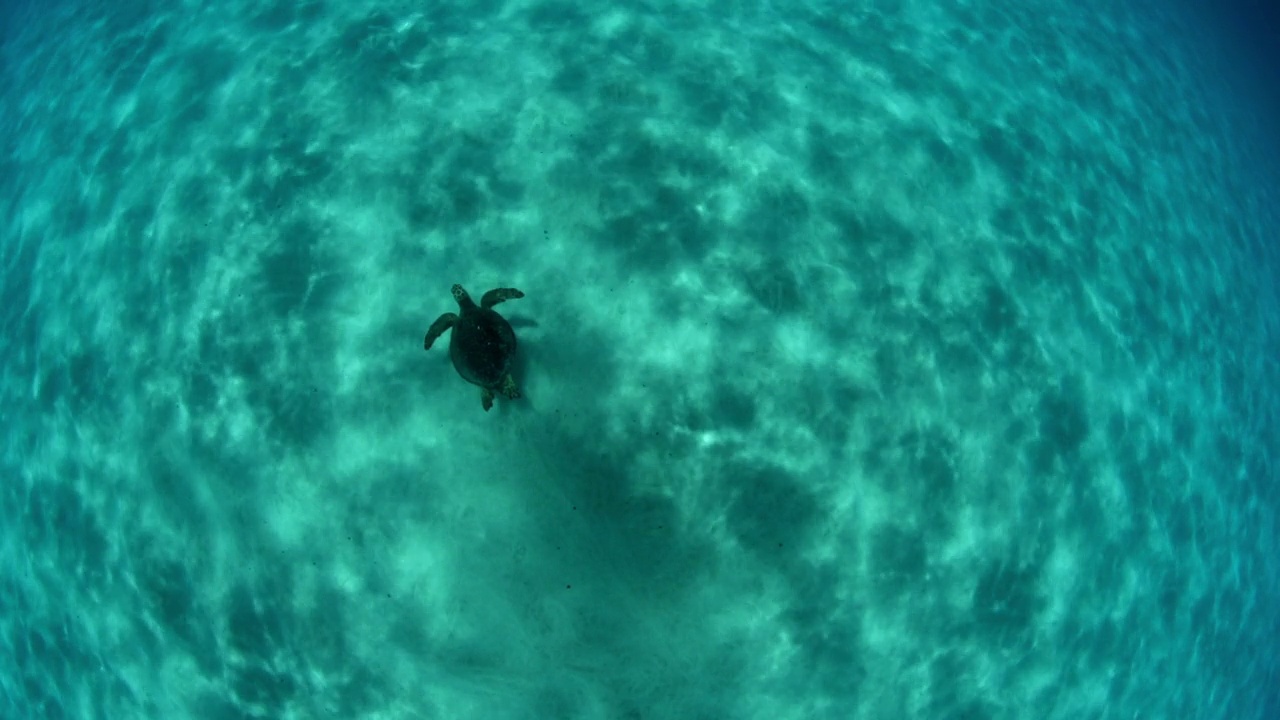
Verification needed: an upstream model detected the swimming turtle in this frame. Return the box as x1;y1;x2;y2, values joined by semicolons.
424;284;524;411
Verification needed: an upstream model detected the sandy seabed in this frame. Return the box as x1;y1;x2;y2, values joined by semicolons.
1;1;1277;718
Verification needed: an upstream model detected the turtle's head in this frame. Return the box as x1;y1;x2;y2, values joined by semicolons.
451;284;474;308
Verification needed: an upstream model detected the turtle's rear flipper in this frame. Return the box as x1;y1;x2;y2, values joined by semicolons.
480;288;524;309
424;312;458;350
501;374;521;400
481;387;495;411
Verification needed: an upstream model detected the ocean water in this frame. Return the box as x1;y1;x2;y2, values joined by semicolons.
1;0;1277;718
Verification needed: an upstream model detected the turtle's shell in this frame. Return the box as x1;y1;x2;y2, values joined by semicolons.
449;305;517;389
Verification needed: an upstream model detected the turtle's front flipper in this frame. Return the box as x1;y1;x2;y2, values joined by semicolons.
480;288;524;309
481;387;495;411
424;312;458;350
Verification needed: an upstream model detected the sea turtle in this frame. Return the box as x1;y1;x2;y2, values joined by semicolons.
423;284;525;411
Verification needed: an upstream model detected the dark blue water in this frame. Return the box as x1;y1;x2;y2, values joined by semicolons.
1;1;1277;718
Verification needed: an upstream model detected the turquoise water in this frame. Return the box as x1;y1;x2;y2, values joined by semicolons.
2;1;1278;718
